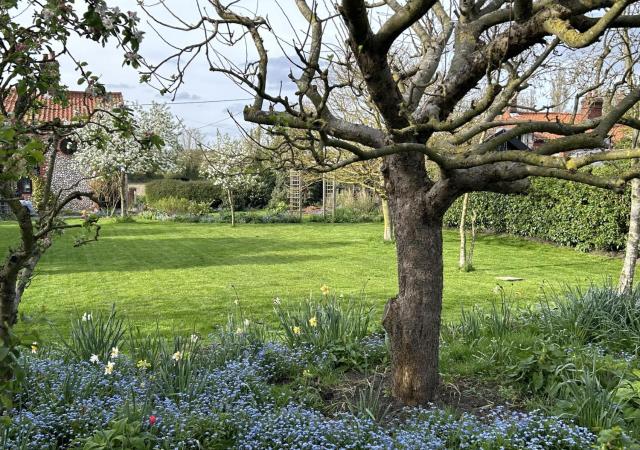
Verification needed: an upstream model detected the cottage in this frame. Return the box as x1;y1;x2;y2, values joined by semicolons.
3;90;124;211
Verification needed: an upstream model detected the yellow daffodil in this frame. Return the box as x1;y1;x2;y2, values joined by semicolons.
235;327;243;335
31;342;38;354
308;316;318;327
292;326;301;335
303;369;312;378
320;285;330;296
104;361;115;375
137;359;151;370
172;351;183;362
110;347;119;359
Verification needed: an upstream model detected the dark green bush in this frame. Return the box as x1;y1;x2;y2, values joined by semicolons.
444;165;631;251
146;176;275;210
146;179;223;205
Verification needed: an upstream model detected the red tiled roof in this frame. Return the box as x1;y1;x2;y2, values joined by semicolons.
500;110;628;144
3;90;123;123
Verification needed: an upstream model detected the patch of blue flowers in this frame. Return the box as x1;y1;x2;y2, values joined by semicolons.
3;342;595;449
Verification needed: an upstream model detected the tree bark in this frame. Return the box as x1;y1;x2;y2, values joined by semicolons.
227;188;235;227
0;195;34;347
381;196;393;241
382;153;451;405
459;193;469;270
119;170;127;218
0;266;18;347
619;176;640;294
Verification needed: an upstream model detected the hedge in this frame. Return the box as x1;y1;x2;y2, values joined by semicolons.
145;179;223;205
444;167;631;252
145;177;274;210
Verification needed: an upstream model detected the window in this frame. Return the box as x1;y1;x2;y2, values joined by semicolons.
18;178;32;194
59;137;78;155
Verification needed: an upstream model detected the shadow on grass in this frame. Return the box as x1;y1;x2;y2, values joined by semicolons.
38;236;352;274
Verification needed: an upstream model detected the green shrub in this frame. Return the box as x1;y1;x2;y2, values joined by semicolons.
146;177;274;210
79;418;154;449
147;196;210;216
444;165;630;251
145;179;222;204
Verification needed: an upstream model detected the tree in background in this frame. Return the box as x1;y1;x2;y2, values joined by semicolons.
202;133;259;226
76;103;180;217
141;0;640;405
174;127;206;180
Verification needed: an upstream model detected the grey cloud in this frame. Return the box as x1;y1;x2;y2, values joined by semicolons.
106;82;135;89
267;56;300;91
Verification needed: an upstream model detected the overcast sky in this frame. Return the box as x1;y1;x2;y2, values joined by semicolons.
57;1;308;140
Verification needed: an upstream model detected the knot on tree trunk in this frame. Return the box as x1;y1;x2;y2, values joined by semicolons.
382;295;398;332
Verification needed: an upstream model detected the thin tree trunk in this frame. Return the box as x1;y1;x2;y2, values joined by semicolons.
619;176;640;294
382;153;449;405
382;196;393;241
459;193;469;270
119;170;127;218
619;129;640;294
468;209;477;270
617;31;638;295
227;188;235;227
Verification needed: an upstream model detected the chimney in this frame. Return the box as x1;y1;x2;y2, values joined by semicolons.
40;51;61;96
580;93;603;119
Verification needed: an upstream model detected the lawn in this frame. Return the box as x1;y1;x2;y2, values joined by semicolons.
0;219;629;336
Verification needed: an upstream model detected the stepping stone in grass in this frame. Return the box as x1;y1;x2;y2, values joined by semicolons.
495;276;524;282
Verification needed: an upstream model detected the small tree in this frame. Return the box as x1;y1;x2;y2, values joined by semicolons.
202;133;258;226
75;103;180;216
0;0;145;382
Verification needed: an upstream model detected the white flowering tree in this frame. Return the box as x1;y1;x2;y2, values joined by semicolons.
202;133;258;226
76;103;180;216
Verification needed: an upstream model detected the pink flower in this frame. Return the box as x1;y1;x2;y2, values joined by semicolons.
149;415;157;426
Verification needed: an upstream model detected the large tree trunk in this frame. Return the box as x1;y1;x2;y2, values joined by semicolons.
381;196;393;241
619;176;640;294
382;153;451;405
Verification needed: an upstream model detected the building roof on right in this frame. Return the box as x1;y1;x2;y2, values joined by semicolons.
499;93;629;148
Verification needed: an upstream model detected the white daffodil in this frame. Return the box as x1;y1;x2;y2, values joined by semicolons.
104;361;115;375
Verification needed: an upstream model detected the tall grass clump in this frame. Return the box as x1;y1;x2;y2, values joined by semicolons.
275;291;374;369
443;294;518;344
538;284;640;350
63;306;125;362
